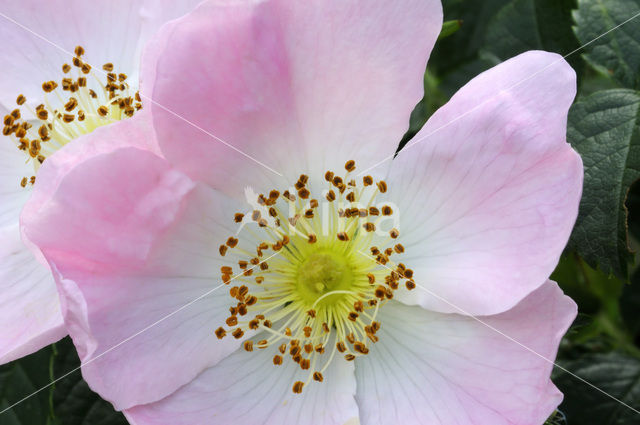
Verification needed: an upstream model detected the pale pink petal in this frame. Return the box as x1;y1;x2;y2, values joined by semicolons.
1;108;159;367
0;0;202;111
0;225;65;363
0;109;65;364
21;110;159;237
144;0;442;195
354;281;576;425
0;0;200;367
23;146;248;409
125;338;358;425
388;51;583;315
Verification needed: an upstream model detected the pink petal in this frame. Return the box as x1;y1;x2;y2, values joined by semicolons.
143;0;442;195
125;338;358;425
0;0;202;111
0;225;65;363
0;0;200;366
354;281;576;425
21;110;159;237
388;51;583;315
2;93;157;367
23;146;246;409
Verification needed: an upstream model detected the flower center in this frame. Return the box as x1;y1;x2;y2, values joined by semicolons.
296;251;352;300
214;160;416;394
2;45;141;187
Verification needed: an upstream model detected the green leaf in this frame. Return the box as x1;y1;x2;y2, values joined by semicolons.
0;346;54;425
567;89;640;278
554;351;640;424
545;410;568;425
438;20;462;40
483;0;584;77
51;338;127;425
574;0;640;89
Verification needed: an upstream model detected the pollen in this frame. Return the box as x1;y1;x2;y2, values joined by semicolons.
213;160;414;393
2;45;141;187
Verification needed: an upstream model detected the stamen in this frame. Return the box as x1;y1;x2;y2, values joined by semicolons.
2;45;141;187
213;160;415;393
292;381;305;393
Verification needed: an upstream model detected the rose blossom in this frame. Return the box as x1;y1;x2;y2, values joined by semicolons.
22;0;582;424
0;0;202;363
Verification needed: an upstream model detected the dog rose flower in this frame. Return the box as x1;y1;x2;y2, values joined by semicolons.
0;0;201;363
23;0;583;423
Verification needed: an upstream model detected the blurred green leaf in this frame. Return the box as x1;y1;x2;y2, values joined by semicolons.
552;255;602;315
483;0;584;78
401;0;505;147
574;0;640;89
579;66;623;99
552;253;640;358
429;0;505;98
555;351;640;424
626;182;640;240
0;347;53;425
50;338;127;425
438;20;463;40
431;0;507;74
622;266;640;339
545;410;568;425
566;89;640;278
0;338;126;425
405;0;584;148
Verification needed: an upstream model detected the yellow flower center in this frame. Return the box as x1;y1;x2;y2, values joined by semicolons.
296;251;352;299
214;160;416;394
2;45;140;187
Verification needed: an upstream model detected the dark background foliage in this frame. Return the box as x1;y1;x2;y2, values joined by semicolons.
2;0;640;424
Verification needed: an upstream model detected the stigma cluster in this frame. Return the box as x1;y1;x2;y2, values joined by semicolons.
213;160;416;393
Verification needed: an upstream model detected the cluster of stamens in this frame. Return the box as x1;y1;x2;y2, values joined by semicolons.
214;160;415;393
2;45;140;186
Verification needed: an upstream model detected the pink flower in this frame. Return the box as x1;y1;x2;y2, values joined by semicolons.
0;0;202;363
23;0;582;424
